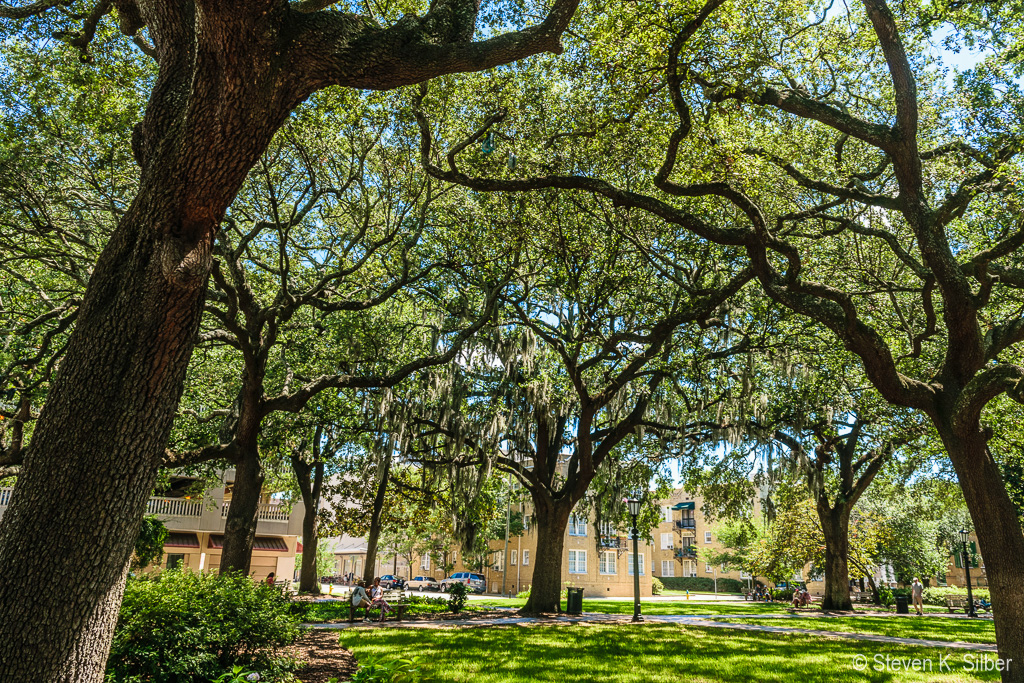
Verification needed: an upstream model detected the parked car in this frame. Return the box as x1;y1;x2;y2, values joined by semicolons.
407;576;440;592
379;575;406;589
439;572;486;594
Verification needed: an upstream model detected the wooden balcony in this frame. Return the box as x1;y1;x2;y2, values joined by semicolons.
147;496;203;517
221;501;291;522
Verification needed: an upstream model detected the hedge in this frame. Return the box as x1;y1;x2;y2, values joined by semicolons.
658;576;746;593
922;586;990;606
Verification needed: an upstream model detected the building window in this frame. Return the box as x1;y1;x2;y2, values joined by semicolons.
662;506;672;524
706;563;713;573
495;551;504;571
628;553;645;576
569;516;588;536
661;561;675;577
166;554;185;570
600;551;616;575
511;550;517;566
421;555;431;571
522;550;529;566
685;560;697;577
660;532;674;550
568;550;587;574
600;521;616;536
704;531;712;544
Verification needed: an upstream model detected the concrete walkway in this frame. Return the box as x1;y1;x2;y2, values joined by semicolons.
304;611;997;652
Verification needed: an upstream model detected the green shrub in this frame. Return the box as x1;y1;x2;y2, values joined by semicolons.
106;570;301;682
447;582;468;613
515;586;531;599
922;586;990;606
658;577;746;593
651;576;664;595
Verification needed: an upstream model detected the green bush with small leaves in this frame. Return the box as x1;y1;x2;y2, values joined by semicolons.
922;586;990;606
447;582;468;613
105;570;301;682
651;576;664;595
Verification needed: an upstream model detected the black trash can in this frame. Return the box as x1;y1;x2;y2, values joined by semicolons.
895;594;909;614
566;587;584;615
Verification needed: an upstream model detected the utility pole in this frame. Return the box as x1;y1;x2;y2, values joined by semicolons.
501;477;512;596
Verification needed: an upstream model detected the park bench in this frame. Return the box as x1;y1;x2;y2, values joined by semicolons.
946;596;969;613
348;589;410;623
945;596;992;614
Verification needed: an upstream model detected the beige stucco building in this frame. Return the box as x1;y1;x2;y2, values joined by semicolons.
1;471;304;583
649;488;759;590
483;508;655;598
144;470;304;581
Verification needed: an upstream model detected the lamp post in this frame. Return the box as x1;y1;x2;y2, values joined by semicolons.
959;529;978;618
626;498;644;623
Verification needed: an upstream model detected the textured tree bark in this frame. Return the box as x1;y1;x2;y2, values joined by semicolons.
941;423;1024;683
0;188;214;682
521;501;571;614
219;446;265;574
0;1;582;678
362;451;393;586
818;505;853;611
294;453;324;594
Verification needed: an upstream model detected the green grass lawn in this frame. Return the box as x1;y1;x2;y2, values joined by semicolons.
469;598;805;615
337;623;1001;682
709;616;998;644
469;597;952;616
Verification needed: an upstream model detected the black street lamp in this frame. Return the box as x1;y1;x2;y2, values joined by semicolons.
959;529;978;618
626;498;644;623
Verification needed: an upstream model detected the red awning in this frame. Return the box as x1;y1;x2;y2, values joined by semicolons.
165;532;200;548
208;535;289;552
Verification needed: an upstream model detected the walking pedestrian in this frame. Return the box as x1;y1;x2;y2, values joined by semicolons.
911;577;924;616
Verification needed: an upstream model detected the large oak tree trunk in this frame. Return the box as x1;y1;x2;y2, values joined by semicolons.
521;502;571;614
941;423;1024;683
293;452;324;594
818;505;853;611
300;509;321;593
220;446;265;574
362;451;393;585
0;190;214;681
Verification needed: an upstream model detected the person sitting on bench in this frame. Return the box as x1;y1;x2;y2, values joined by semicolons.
370;577;393;623
351;580;372;622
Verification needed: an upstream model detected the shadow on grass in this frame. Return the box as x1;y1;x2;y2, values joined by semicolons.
709;616;997;644
338;623;1000;682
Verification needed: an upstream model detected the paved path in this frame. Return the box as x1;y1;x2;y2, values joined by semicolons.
304;611;997;652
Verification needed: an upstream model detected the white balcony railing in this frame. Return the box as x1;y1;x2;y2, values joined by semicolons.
146;496;204;517
220;501;290;522
0;487;13;507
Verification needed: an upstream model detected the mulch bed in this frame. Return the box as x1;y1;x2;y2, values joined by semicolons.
286;630;358;683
